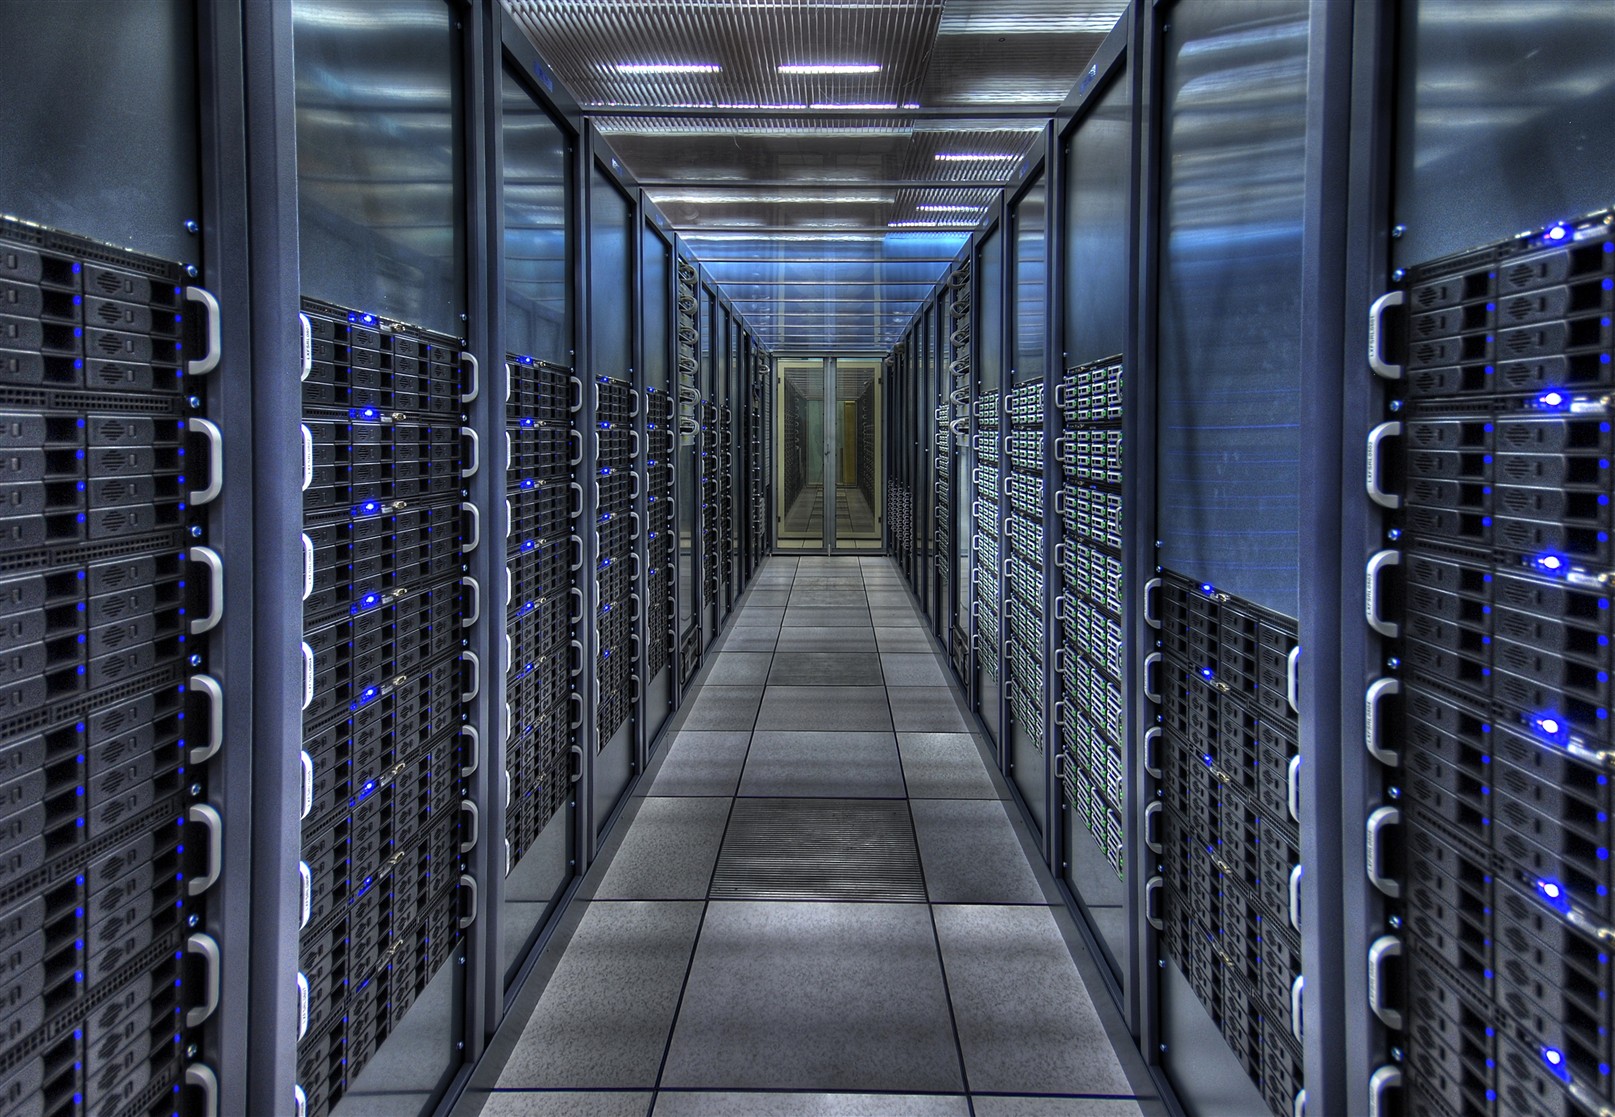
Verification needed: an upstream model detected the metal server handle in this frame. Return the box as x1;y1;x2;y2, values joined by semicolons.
460;801;479;853
1286;645;1302;715
187;417;224;506
1367;935;1404;1029
1365;550;1401;638
186;933;221;1026
188;546;224;634
460;351;479;403
461;503;480;554
1143;652;1163;704
1368;291;1406;380
1289;863;1303;931
295;971;308;1039
184;287;222;375
504;362;513;403
188;804;223;896
1366;805;1402;898
301;533;314;601
629;387;640;418
299;424;313;491
299;313;313;381
458;875;478;929
461;428;479;478
569;429;584;466
1290;974;1305;1043
569;375;584;413
569;481;584;519
1368;1066;1404;1117
1145;876;1164;931
460;651;480;702
299;753;313;820
300;642;314;710
186;1065;219;1117
1366;421;1403;509
570;535;584;572
1144;727;1163;780
297;861;311;928
1287;754;1302;823
1365;678;1402;766
1144;801;1164;853
569;744;584;783
459;725;480;778
1144;577;1162;629
461;577;480;628
187;674;224;764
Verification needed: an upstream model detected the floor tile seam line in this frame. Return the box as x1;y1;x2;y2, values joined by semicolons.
904;796;976;1115
966;1092;1145;1101
644;578;773;1105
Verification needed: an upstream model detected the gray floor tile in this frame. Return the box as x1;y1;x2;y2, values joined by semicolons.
471;1092;654;1117
654;1092;970;1117
739;732;905;798
869;608;922;628
495;902;704;1088
875;627;936;653
789;590;868;607
887;687;971;732
738;606;786;626
757;686;894;732
646;731;753;797
776;627;877;652
970;1099;1144;1117
880;652;950;687
704;652;775;686
679;686;764;730
719;627;779;653
896;733;998;799
909;799;1047;904
784;606;872;628
767;651;884;687
592;798;731;900
660;901;963;1093
933;905;1134;1097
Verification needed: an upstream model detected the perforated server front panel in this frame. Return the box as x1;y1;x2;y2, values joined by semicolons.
1157;574;1303;1117
1005;379;1046;747
504;357;573;867
594;377;635;749
1058;358;1124;879
296;299;469;1117
0;217;222;1117
676;262;701;683
699;401;720;606
973;388;1001;683
945;260;971;672
645;387;673;682
749;355;767;567
1371;209;1615;1117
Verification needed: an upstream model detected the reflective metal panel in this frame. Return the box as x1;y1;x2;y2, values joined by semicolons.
1064;62;1131;367
293;0;463;336
1393;0;1615;269
1012;175;1048;382
503;64;572;366
1156;0;1307;618
589;165;632;376
0;0;198;261
978;227;1004;394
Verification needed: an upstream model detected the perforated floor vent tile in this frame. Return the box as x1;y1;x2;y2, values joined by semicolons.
710;797;926;902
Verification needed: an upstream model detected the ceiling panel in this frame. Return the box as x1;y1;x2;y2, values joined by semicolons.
504;0;1125;350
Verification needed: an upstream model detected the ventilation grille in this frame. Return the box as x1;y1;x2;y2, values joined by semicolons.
711;797;926;902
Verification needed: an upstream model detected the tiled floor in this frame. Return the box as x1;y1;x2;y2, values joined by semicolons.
459;557;1163;1117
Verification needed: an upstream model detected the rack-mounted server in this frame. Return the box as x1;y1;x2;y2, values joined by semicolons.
0;215;224;1117
1005;379;1046;750
295;299;473;1117
1366;207;1615;1117
947;260;972;679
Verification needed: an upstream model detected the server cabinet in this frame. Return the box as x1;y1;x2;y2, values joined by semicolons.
1144;2;1316;1115
947;255;974;684
493;48;577;996
973;222;1006;752
1347;4;1615;1116
640;219;676;750
674;257;702;688
1054;21;1136;1012
0;3;243;1114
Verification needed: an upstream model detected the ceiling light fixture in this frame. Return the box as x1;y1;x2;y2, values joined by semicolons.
615;62;721;74
888;220;974;228
916;204;988;213
808;102;900;111
779;63;882;74
935;152;1022;162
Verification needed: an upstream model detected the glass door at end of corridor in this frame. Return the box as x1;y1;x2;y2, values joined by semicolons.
832;359;883;552
775;358;827;550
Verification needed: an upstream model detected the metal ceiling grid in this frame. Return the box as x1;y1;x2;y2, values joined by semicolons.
504;0;1125;350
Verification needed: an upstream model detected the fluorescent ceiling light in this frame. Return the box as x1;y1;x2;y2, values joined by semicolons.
916;204;987;213
935;152;1022;162
615;62;721;74
652;193;893;205
888;220;974;228
779;63;882;74
809;102;900;111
